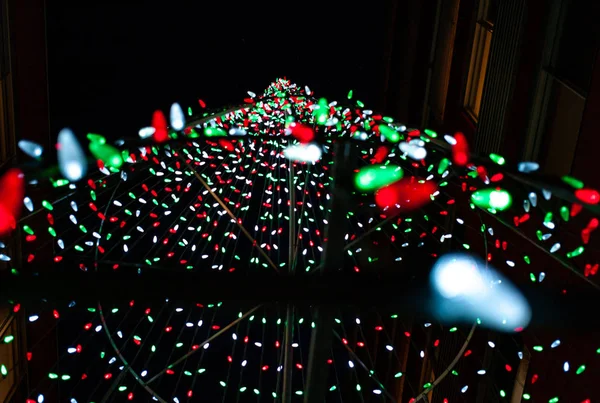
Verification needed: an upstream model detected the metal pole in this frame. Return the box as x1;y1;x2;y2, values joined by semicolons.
289;161;296;274
304;142;357;403
281;161;296;403
281;305;295;403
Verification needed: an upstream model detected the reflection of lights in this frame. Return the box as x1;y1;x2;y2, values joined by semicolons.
430;253;531;332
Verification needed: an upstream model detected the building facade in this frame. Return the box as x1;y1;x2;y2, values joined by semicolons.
0;0;52;401
384;0;600;401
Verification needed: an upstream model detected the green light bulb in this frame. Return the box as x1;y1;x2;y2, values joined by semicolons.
204;127;227;137
489;153;505;165
86;133;106;144
378;124;401;143
471;188;512;211
355;165;403;192
89;142;123;169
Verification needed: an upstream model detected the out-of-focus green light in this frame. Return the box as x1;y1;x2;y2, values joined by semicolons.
379;124;401;143
204;127;227;137
86;133;106;144
354;165;403;192
562;175;584;189
424;128;437;137
471;188;512;211
489;153;505;165
89;142;123;169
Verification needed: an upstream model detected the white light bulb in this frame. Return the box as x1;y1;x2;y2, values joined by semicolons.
490;191;510;209
139;127;155;139
432;255;485;298
169;103;185;131
431;253;531;331
18;140;43;158
57;128;87;182
228;128;247;136
283;143;322;163
399;141;427;160
444;134;457;145
518;161;539;173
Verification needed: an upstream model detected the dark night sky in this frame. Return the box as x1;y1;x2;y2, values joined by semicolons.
46;3;387;138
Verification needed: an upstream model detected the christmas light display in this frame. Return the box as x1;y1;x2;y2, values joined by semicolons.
0;78;598;402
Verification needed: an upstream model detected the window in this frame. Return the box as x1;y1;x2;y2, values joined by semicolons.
0;309;19;401
538;80;585;176
551;0;599;94
523;0;599;170
0;0;15;167
463;0;497;121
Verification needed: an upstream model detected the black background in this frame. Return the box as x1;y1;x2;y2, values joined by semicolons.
47;3;387;138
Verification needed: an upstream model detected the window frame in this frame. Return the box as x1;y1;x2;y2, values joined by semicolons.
0;310;23;401
522;0;593;164
462;0;496;122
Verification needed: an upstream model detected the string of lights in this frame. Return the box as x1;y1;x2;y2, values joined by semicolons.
0;78;597;402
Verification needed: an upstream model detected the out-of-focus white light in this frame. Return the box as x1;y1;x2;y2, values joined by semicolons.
170;103;185;131
432;254;486;298
57;128;87;182
490;191;511;209
430;253;531;331
518;161;539;173
283;143;322;164
18;140;43;158
399;141;427;160
444;135;457;145
139;127;155;139
229;128;247;136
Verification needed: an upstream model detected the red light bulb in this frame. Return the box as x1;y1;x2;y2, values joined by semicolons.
152;110;169;143
0;168;24;236
575;188;600;204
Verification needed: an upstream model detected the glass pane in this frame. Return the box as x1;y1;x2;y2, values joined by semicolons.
482;0;498;25
540;80;585;176
0;2;8;78
464;25;493;120
552;0;599;93
0;314;17;401
0;84;7;163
